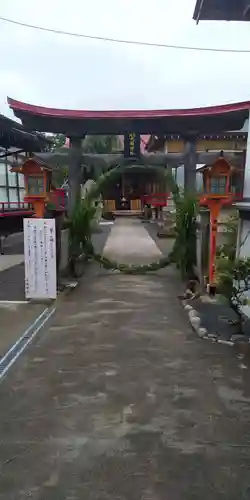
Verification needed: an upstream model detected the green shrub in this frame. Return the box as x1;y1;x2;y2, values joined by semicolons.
172;194;197;278
216;254;250;310
69;197;96;258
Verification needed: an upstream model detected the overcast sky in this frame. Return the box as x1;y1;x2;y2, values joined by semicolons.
1;0;250;119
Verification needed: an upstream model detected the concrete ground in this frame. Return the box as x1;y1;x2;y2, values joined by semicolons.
144;219;175;255
0;233;25;300
0;263;25;301
0;302;46;358
0;232;24;256
1;218;250;499
0;225;111;301
0;255;24;272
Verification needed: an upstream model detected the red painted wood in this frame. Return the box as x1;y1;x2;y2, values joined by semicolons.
7;97;250;120
0;210;33;218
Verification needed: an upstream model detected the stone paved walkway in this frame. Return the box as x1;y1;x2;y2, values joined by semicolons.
103;218;162;264
1;219;250;499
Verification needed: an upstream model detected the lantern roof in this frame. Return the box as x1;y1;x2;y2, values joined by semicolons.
11;156;53;174
196;156;244;173
23;156;53;171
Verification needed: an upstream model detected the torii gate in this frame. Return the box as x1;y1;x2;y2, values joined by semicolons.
7;97;250;214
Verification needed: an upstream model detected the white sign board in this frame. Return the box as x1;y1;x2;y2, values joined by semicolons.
24;218;57;300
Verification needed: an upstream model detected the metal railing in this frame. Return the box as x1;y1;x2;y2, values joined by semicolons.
0;201;33;213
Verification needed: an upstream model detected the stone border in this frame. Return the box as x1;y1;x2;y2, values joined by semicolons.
181;300;235;347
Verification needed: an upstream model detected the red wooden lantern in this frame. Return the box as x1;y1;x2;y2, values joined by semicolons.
12;157;53;218
198;156;243;290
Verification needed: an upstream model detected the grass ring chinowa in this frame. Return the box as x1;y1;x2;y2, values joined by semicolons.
78;160;180;275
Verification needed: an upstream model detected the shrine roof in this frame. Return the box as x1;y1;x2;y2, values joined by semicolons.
7;97;250;135
0;112;50;151
193;0;247;22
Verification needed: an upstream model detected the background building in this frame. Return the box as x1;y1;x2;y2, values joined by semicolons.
0;149;27;205
0;112;50;208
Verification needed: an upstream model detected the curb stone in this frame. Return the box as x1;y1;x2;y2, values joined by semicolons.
180;299;249;347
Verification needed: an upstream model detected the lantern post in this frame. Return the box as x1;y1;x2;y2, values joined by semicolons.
198;156;243;293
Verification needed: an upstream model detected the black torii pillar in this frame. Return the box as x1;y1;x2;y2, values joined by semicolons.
184;136;197;194
68;136;84;215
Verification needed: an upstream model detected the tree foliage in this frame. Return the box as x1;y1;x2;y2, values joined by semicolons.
216;215;238;261
215;216;250;313
50;134;66;150
82;135;120;154
52;166;68;188
216;254;250;310
50;134;120;186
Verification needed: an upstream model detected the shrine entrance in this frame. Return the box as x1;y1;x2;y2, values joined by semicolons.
102;167;165;214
